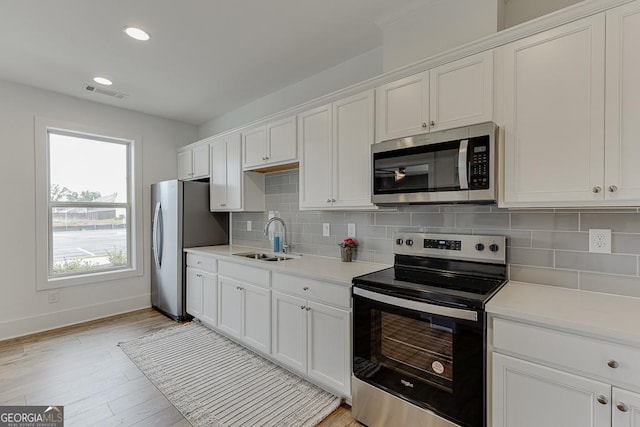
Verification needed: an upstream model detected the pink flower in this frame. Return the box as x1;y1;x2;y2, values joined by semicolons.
339;238;357;248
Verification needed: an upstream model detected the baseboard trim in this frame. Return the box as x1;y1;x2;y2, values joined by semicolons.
0;295;152;341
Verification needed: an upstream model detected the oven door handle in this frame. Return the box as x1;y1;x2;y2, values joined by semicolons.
458;139;469;190
353;287;478;322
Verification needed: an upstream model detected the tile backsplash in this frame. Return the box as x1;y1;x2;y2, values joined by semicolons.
231;170;640;298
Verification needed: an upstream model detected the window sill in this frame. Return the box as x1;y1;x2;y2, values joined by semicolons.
38;266;143;291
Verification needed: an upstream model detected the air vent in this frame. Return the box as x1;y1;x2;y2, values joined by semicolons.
84;84;128;99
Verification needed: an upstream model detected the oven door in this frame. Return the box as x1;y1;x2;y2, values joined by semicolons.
353;287;485;427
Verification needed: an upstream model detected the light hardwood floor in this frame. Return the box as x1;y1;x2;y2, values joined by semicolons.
0;308;360;426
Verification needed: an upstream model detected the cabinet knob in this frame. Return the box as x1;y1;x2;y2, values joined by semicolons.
327;199;332;203
607;360;619;369
303;287;309;291
300;305;306;310
332;198;336;203
617;402;629;412
608;185;618;193
430;120;435;126
305;307;311;311
262;157;266;160
597;395;609;405
422;122;427;128
592;186;602;193
265;156;270;160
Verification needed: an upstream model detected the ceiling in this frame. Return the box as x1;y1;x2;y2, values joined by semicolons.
0;0;426;125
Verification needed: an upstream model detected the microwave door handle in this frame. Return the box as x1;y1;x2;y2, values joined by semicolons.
458;139;469;190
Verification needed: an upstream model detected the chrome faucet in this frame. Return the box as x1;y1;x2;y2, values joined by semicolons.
264;216;289;253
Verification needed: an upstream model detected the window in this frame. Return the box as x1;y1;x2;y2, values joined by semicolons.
35;118;143;289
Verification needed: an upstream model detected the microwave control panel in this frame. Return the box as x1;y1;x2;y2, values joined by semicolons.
469;136;490;190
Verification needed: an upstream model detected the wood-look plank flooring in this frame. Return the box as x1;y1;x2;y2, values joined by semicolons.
0;308;361;426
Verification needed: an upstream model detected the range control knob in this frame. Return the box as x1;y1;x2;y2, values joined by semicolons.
489;244;500;252
475;243;485;251
396;238;404;245
405;239;414;246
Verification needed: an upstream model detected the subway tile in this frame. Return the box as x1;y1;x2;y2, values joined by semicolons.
410;213;456;228
374;252;394;265
360;238;393;252
356;225;388;239
511;213;579;231
303;223;323;234
456;213;509;229
289;232;312;245
386;226;422;238
291;243;319;255
612;233;640;255
311;235;338;246
555;251;637;275
297;212;321;223
375;212;411;226
531;231;588;251
398;205;441;213
345;212;375;225
439;205;492;213
332;224;348;237
509;265;579;289
265;194;283;204
507;247;554;268
473;229;531;248
279;183;298;194
282;192;298;203
353;250;376;263
318;212;346;224
580;212;640;233
317;245;340;259
579;272;640;298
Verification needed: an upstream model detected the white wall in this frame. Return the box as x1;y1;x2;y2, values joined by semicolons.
503;0;585;28
198;47;383;138
380;0;500;72
0;79;197;340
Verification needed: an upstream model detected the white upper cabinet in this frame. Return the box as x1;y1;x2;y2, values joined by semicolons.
501;15;606;207
210;132;265;212
605;1;640;202
429;50;494;132
299;90;376;210
243;116;297;170
376;71;429;142
177;143;210;181
375;51;494;142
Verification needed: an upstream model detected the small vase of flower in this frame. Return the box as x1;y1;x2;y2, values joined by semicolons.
339;238;357;262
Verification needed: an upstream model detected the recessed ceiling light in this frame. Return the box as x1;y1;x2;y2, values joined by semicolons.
123;26;150;41
93;77;113;86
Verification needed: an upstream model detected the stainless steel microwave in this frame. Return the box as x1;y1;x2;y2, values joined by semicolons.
371;122;498;205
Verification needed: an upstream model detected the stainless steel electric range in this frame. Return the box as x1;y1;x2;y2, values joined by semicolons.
351;232;507;427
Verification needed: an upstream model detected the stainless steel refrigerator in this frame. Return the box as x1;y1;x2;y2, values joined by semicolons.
151;179;229;321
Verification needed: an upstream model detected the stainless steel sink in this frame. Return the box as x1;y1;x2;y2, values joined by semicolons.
233;252;294;262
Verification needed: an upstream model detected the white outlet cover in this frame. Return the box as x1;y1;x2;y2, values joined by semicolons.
348;223;356;238
589;229;611;254
247;220;252;231
323;223;330;237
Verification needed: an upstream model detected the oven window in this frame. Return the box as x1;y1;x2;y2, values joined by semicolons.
373;140;461;194
378;312;453;393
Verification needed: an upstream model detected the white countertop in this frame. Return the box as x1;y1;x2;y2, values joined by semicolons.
487;281;640;347
184;245;390;285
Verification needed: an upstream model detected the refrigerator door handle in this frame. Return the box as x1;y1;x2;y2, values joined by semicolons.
153;202;163;269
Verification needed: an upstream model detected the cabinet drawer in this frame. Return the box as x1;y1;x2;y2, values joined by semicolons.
186;253;217;273
273;272;350;308
493;317;640;386
219;260;270;288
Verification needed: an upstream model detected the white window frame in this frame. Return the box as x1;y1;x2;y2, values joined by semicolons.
35;117;143;290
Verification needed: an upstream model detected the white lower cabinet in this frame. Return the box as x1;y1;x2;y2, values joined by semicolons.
186;266;203;319
272;290;350;396
217;276;271;354
185;254;218;327
491;316;640;427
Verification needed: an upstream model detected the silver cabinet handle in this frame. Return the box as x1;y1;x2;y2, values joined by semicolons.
265;156;269;160
220;203;226;207
331;198;336;203
422;122;427;128
327;199;332;203
617;402;629;412
305;307;311;311
303;287;309;291
593;186;602;193
597;395;609;405
300;305;306;310
609;185;618;193
430;120;435;126
608;360;619;369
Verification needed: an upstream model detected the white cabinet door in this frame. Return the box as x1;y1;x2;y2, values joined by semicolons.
502;15;606;206
332;90;375;209
430;51;493;132
307;301;350;396
185;267;202;319
605;2;640;202
243;126;267;169
614;388;640;427
209;137;228;210
177;149;193;180
192;144;209;179
217;277;242;339
376;71;429;142
200;271;217;327
225;133;243;211
299;104;333;209
267;116;297;166
492;353;611;427
241;283;271;354
272;291;307;374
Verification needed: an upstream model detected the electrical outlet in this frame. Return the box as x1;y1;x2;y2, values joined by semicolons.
589;229;611;253
247;220;252;231
323;223;331;237
48;291;59;304
348;223;356;238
